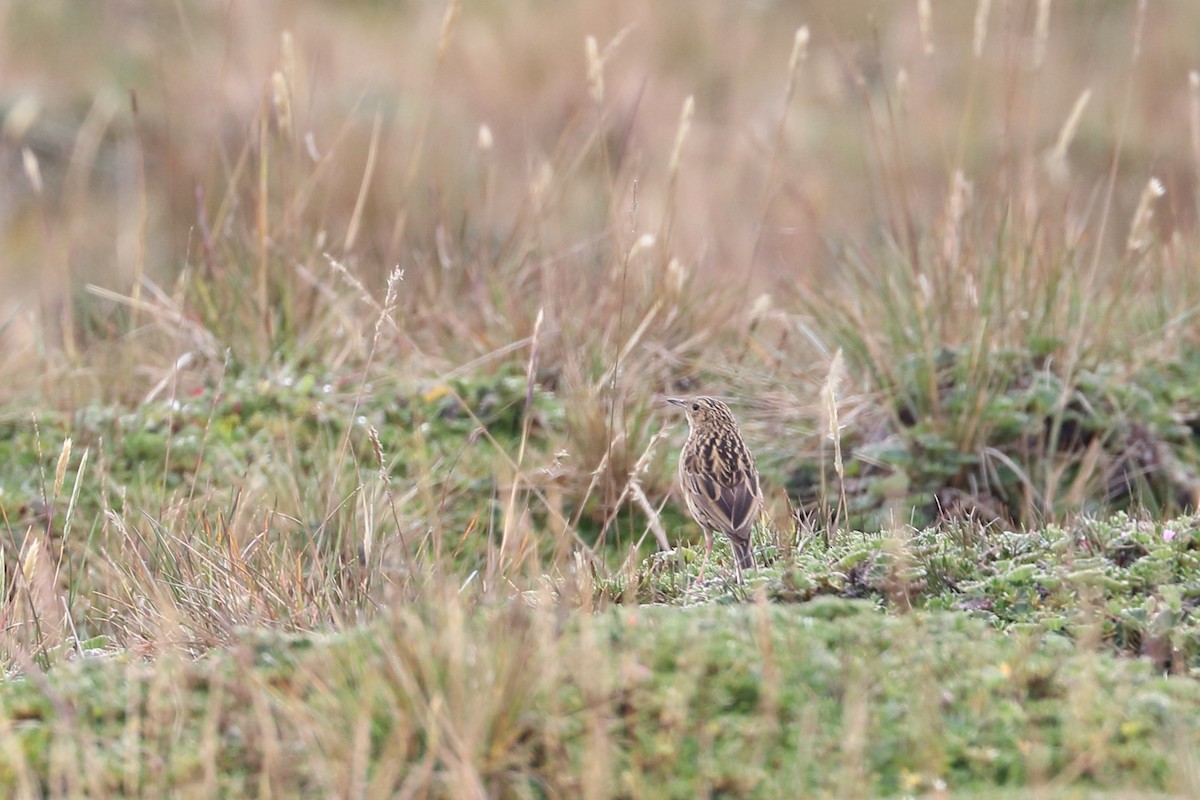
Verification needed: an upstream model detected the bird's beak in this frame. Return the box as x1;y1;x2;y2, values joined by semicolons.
666;397;685;408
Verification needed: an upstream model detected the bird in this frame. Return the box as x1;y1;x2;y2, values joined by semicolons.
667;396;763;581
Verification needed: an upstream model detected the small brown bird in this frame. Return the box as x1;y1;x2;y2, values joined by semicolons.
668;396;763;581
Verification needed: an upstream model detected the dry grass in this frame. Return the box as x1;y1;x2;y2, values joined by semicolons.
2;0;1200;795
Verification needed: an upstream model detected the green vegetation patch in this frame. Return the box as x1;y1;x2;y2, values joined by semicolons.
0;365;560;556
2;601;1198;797
789;349;1200;531
620;514;1200;672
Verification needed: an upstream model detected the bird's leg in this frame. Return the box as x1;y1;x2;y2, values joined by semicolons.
695;532;714;584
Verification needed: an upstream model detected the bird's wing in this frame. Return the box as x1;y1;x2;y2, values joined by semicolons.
688;469;761;535
682;433;763;533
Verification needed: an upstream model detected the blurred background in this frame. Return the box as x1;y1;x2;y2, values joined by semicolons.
3;1;1196;361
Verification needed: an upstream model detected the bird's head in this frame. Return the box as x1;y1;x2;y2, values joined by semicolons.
666;396;736;430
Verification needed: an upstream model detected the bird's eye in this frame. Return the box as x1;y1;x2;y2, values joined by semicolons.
691;402;700;411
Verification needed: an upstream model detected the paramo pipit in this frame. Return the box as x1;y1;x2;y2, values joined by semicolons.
668;396;763;580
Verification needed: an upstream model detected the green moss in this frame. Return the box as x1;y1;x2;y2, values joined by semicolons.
3;602;1197;796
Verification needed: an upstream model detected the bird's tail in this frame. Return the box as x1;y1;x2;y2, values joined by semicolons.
730;534;755;570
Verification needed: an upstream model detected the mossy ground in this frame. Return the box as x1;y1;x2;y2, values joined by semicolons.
4;594;1200;797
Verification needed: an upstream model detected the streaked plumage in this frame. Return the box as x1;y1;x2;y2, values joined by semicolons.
668;396;763;578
